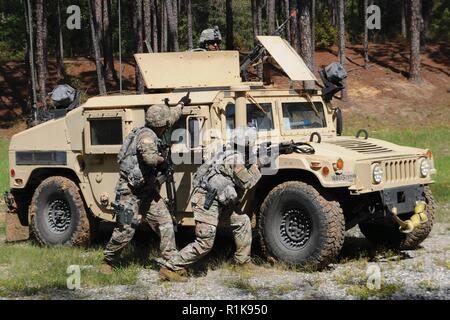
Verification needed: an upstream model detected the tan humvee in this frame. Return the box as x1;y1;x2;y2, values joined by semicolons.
4;37;436;269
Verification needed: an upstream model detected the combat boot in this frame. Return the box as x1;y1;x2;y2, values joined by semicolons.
159;267;188;282
100;261;114;275
231;260;258;273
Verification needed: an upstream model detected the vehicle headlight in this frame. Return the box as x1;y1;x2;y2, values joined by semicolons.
372;164;383;184
420;158;431;177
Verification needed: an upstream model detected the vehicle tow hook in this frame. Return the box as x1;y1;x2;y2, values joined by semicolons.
390;201;428;234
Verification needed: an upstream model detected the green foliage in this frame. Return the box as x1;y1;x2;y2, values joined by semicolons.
429;0;450;42
315;7;337;49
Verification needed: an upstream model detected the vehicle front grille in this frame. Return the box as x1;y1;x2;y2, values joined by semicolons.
383;159;418;183
331;140;393;154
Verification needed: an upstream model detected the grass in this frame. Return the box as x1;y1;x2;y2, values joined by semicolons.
0;242;140;297
346;281;404;300
417;280;440;291
344;125;450;222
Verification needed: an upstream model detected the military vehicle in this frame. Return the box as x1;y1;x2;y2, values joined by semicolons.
4;36;436;269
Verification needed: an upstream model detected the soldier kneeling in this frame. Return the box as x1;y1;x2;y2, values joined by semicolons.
160;127;263;281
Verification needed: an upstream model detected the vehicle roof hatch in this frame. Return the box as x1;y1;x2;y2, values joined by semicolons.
134;51;242;89
256;35;317;82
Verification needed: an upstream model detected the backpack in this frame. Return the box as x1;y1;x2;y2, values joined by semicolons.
117;127;154;188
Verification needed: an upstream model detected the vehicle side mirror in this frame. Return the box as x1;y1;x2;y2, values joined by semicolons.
335;107;343;136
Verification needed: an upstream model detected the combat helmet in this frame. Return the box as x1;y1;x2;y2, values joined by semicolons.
145;104;172;128
199;26;222;49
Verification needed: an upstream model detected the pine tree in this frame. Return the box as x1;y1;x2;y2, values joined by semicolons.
226;0;234;49
88;0;106;95
409;0;422;83
35;0;48;109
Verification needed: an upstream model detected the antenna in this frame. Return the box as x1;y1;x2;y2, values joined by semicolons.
118;0;122;93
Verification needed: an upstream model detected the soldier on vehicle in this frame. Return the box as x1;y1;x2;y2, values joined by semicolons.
159;127;263;281
193;26;222;51
101;93;191;274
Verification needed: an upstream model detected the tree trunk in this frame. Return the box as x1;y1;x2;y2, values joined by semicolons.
88;0;107;95
257;0;263;36
165;0;179;52
56;0;65;79
420;0;432;51
284;0;291;42
401;0;407;38
330;0;337;27
151;0;158;52
226;0;234;49
133;0;145;93
363;0;369;67
311;0;315;72
187;0;193;50
35;0;47;109
297;1;314;89
143;0;152;50
161;0;168;52
409;0;422;83
103;0;116;81
94;0;103;56
298;1;313;70
23;0;32;114
337;0;347;99
267;0;276;34
251;0;259;42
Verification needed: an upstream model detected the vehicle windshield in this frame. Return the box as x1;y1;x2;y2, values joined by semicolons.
281;102;326;130
226;103;274;131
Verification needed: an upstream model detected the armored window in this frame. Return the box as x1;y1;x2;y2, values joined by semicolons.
225;103;274;131
281;102;326;130
188;118;202;148
89;118;123;145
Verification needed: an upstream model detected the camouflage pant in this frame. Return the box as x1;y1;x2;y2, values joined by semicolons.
104;177;177;265
166;189;252;271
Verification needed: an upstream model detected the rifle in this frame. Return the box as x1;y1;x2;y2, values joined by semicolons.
156;140;178;230
249;140;315;167
240;9;297;81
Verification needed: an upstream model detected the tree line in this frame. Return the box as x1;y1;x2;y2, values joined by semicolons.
0;0;448;111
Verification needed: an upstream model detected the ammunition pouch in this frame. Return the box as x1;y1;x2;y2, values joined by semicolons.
112;201;140;228
204;188;218;210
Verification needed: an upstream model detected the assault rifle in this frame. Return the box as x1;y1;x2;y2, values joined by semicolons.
246;140;315;167
156;140;178;229
240;9;297;81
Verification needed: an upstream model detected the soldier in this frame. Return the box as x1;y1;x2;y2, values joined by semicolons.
101;93;191;274
197;26;222;51
160;127;263;281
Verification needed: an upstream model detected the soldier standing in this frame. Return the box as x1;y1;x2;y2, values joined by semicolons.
101;93;191;274
160;127;263;281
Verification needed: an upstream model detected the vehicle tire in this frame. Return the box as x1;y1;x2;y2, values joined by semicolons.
359;186;435;250
259;181;345;269
30;176;91;246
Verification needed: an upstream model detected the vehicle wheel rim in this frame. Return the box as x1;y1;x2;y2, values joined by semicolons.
46;198;72;233
280;208;312;249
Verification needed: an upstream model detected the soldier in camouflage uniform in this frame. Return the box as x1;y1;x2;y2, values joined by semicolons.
195;26;222;51
160;127;262;281
101;94;191;274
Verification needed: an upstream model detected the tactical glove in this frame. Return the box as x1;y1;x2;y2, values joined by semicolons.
178;92;191;106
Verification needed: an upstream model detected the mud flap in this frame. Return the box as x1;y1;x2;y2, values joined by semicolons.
6;212;29;242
